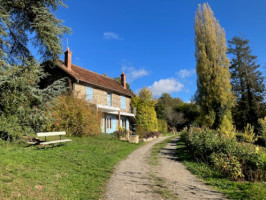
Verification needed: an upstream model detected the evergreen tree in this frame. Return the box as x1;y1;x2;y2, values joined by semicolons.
0;0;69;139
228;36;266;131
194;3;234;136
132;87;158;132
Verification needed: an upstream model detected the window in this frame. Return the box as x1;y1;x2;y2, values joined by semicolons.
107;92;112;106
121;96;126;109
86;86;93;102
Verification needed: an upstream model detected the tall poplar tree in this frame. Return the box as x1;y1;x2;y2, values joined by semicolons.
194;3;234;136
228;36;265;131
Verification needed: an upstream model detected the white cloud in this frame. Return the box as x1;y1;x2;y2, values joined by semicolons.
148;78;183;96
103;32;121;40
122;66;149;82
177;69;196;78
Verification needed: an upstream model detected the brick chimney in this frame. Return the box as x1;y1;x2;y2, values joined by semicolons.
121;72;127;89
64;47;72;70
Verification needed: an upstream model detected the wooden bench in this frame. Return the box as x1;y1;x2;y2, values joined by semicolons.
37;132;72;146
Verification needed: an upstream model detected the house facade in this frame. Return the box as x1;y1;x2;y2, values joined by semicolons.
43;47;135;133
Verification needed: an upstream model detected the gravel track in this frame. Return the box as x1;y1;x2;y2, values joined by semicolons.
104;136;226;200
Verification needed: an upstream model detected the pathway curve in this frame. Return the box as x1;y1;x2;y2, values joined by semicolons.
104;136;226;200
154;137;226;200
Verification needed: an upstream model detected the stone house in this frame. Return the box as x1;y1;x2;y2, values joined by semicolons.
43;47;135;133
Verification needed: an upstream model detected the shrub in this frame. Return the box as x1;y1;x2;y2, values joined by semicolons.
243;123;258;143
181;127;266;181
258;117;266;146
46;93;101;136
158;119;168;134
135;125;148;139
210;152;244;180
131;87;158;132
113;127;128;138
0;115;26;141
143;131;161;139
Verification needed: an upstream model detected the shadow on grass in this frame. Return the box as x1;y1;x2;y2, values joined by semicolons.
174;138;266;200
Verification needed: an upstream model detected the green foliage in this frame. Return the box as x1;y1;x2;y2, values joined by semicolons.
46;93;101;137
155;93;183;122
0;0;70;65
0;115;25;141
132;87;158;132
258;117;266;142
0;62;65;139
243;123;258;143
135;125;147;139
0;0;69;139
158;119;168;134
155;93;200;130
228;36;266;132
210;152;244;180
194;3;234;135
176;139;266;200
113;127;128;138
175;103;200;128
181;127;265;181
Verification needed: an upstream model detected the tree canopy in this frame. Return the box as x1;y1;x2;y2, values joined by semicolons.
0;0;69;139
0;0;70;66
228;35;266;131
194;3;234;136
132;87;158;132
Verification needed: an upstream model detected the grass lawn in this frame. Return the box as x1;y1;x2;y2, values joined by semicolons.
0;135;141;200
176;138;266;200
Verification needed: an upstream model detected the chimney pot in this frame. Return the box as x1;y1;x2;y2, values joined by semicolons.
64;47;72;70
121;72;127;89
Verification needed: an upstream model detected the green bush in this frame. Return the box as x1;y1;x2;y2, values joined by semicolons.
131;87;158;132
210;152;244;180
0;115;26;141
46;93;101;136
243;123;258;143
258;117;266;146
113;127;128;138
158;119;168;134
181;127;266;181
143;131;161;139
135;125;148;139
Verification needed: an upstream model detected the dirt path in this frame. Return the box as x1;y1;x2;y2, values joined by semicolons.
155;137;226;200
104;136;226;200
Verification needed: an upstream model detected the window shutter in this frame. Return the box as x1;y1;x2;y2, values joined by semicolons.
126;118;129;130
121;96;126;109
86;86;93;102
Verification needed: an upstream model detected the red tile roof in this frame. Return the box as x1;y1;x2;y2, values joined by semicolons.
56;60;134;97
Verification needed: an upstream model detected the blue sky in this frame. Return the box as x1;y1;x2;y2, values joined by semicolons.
57;0;266;102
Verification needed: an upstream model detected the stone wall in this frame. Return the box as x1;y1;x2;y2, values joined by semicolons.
93;88;107;105
73;83;132;113
112;93;120;108
74;83;86;99
121;97;131;113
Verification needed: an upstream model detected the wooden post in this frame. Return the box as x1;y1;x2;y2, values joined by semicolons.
104;112;107;133
118;111;121;129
